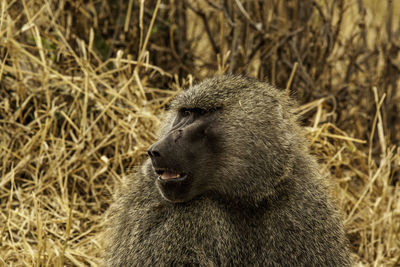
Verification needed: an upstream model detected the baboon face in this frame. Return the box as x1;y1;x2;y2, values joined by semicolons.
147;107;222;203
147;75;294;204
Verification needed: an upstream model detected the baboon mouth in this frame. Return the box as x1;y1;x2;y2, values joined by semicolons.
155;169;187;180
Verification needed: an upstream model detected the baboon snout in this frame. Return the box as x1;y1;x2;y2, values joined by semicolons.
147;143;161;159
147;136;175;167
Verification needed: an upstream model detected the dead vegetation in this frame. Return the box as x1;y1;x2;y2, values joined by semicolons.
0;0;399;266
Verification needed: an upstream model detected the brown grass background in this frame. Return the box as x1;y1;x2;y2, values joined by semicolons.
0;0;399;266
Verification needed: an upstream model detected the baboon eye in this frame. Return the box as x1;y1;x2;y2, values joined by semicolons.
180;108;206;117
181;109;191;117
178;107;218;119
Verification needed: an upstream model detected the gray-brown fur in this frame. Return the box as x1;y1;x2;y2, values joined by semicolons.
105;75;352;266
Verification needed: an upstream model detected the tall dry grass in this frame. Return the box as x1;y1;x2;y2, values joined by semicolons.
0;0;399;266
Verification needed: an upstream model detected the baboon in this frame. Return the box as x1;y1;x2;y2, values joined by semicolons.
105;75;352;266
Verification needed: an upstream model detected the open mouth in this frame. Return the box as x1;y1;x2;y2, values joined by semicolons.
155;169;187;181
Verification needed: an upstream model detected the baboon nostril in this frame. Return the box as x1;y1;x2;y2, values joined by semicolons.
147;149;161;158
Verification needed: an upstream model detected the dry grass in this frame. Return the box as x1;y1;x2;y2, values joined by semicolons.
0;0;399;266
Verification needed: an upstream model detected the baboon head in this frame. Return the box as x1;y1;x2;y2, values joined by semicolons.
147;75;299;204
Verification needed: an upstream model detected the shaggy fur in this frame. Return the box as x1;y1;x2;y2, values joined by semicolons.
105;75;352;266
